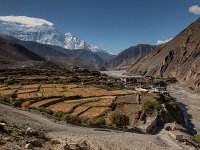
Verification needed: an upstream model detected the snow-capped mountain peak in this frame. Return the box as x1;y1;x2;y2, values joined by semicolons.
0;16;106;53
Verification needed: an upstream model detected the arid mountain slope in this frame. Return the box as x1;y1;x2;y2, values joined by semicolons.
107;44;154;70
128;17;200;89
0;37;52;69
0;34;106;70
0;37;44;62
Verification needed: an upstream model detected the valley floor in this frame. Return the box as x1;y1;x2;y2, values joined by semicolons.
100;70;132;78
0;104;192;150
167;84;200;134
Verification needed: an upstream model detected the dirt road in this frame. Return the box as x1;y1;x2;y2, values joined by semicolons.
0;104;192;150
167;84;200;134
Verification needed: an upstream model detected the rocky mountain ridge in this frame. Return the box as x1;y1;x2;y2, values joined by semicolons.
128;17;200;90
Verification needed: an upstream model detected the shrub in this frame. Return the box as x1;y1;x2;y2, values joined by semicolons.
62;114;72;122
11;93;17;99
86;117;106;127
4;78;16;85
164;95;173;102
53;111;65;118
69;76;80;83
12;100;22;107
21;102;31;108
0;95;13;103
143;101;160;113
69;115;82;124
63;114;83;124
109;112;129;128
195;134;200;142
30;107;53;115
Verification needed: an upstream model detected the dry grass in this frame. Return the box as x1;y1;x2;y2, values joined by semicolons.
17;89;38;94
40;88;62;97
17;92;38;99
80;107;110;119
8;85;22;89
0;85;6;88
56;87;66;92
0;90;16;96
47;102;77;113
22;84;40;89
40;84;65;88
62;91;78;97
30;98;61;107
71;106;91;116
65;97;98;104
67;86;135;98
84;96;115;107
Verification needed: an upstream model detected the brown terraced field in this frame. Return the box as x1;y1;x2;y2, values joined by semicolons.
71;105;91;116
47;102;77;113
30;98;62;107
80;107;110;119
0;83;157;127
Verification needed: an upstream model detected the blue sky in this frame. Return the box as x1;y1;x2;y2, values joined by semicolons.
0;0;199;54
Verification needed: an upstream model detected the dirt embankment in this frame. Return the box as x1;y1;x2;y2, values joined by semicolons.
167;84;200;134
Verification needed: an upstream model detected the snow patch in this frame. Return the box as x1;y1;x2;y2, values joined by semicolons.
157;38;172;45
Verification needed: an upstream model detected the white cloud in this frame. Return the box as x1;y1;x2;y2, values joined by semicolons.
189;5;200;15
156;38;173;45
0;16;54;27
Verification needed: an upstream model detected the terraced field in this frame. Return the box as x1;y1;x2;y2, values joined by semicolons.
84;96;115;107
0;89;16;96
40;88;63;98
30;98;62;107
0;83;149;127
17;89;38;94
22;84;40;89
64;97;98;104
80;107;110;119
71;105;91;116
47;102;77;113
17;92;39;99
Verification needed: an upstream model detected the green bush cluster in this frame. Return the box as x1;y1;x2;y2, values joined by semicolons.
109;112;129;128
143;101;160;113
4;78;16;85
62;114;83;124
0;95;13;103
53;111;65;118
194;134;200;142
86;117;106;127
12;100;22;107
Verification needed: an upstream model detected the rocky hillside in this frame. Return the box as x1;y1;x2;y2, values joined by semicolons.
128;17;200;90
107;44;154;70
